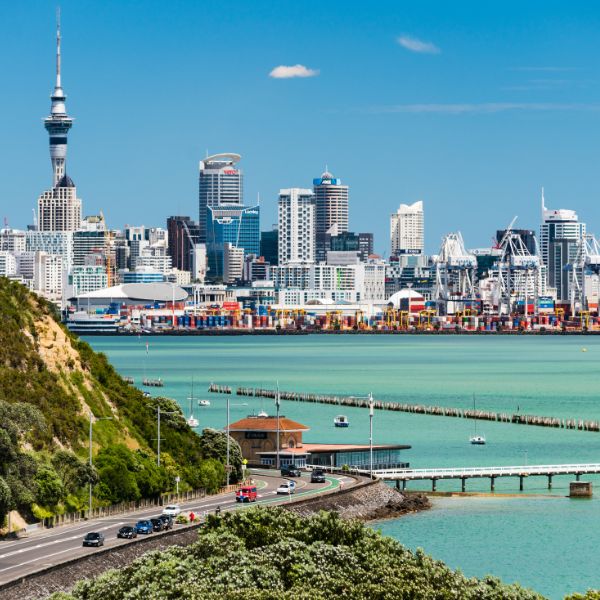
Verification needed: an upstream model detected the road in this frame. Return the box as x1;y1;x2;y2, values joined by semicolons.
0;470;356;585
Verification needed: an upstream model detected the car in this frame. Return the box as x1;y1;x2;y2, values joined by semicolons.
150;517;165;532
281;465;302;477
117;526;137;540
135;520;154;534
162;504;181;517
276;481;296;495
311;469;326;484
236;485;258;502
82;532;105;547
158;515;173;530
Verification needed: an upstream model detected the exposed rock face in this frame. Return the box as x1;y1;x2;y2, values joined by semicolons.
287;480;430;521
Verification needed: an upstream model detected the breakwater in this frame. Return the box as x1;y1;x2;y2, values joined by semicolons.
208;383;600;433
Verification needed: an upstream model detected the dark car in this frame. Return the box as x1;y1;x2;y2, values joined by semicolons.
311;469;326;483
150;518;165;532
158;515;173;530
135;520;153;534
82;532;105;547
281;465;302;477
117;526;137;539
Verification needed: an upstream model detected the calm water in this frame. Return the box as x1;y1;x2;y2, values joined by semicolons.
86;334;600;598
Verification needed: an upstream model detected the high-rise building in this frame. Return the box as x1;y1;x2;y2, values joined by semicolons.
206;204;260;280
260;228;278;266
73;230;109;266
330;231;374;262
390;201;424;256
278;189;315;265
167;216;201;272
540;194;585;303
313;170;349;261
198;153;243;242
223;243;245;284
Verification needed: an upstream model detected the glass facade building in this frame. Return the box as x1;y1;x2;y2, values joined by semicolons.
206;204;260;280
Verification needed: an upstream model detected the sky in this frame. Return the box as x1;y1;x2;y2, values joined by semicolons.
3;0;600;255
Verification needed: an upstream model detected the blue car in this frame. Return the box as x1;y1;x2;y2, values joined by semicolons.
135;520;153;534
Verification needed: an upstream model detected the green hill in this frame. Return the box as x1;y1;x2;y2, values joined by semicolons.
0;278;240;525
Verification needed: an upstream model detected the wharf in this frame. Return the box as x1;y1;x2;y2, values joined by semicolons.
208;384;600;433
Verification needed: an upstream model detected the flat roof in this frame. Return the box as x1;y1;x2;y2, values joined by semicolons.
257;442;410;456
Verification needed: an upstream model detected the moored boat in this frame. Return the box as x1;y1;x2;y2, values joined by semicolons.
334;415;349;427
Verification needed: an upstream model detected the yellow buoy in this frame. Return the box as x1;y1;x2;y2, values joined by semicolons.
582;348;588;352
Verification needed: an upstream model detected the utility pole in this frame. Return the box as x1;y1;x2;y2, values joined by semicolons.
157;405;161;466
276;381;281;471
226;394;230;486
369;392;374;477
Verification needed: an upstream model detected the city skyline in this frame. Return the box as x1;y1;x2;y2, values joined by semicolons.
4;1;600;253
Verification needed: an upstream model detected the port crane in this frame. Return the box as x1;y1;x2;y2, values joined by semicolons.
568;233;600;316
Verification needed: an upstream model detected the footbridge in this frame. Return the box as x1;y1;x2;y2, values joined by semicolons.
360;463;600;492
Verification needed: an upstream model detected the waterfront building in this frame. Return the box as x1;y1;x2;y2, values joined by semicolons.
260;228;278;266
390;201;424;257
243;255;270;283
198;153;243;242
167;216;201;272
540;195;585;303
313;170;349;262
206;204;260;280
0;229;26;253
166;268;192;286
278;189;315;265
385;254;434;299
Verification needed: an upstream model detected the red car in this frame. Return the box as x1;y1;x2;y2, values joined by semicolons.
236;486;258;502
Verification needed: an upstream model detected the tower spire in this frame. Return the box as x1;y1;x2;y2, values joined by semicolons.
55;7;61;90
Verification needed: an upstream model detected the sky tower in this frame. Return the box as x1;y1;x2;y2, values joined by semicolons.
44;9;73;187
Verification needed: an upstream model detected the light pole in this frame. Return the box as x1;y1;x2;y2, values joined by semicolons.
369;392;374;477
88;412;113;516
154;403;179;467
276;381;281;471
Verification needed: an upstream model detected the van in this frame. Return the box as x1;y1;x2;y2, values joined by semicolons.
236;486;258;502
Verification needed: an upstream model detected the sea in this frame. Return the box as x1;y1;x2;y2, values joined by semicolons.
84;334;600;599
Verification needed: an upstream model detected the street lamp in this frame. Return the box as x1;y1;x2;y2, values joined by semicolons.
88;412;113;516
349;393;375;476
275;381;281;472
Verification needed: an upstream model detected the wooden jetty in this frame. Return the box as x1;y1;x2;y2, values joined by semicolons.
143;378;164;387
123;376;134;384
354;463;600;493
207;383;600;433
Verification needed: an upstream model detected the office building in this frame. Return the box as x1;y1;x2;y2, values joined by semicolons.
206;204;260;280
313;170;349;262
70;265;108;296
0;252;17;277
26;231;73;274
167;216;201;272
390;201;424;256
119;267;165;283
37;177;82;232
73;230;109;266
260;228;278;266
223;243;245;284
33;252;65;302
278;189;315;265
540;196;585;303
0;229;26;253
198;153;243;241
330;231;373;261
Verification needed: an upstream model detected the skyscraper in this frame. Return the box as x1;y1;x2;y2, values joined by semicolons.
540;192;585;303
167;216;201;272
278;189;315;265
38;14;81;232
390;201;424;256
198;153;243;242
313;170;349;262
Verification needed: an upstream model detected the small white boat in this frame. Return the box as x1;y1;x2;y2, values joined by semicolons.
198;399;211;407
187;416;199;428
187;378;200;428
470;434;486;445
257;409;268;417
334;415;349;428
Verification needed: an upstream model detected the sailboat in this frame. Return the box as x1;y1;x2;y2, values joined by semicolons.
186;378;199;428
469;394;486;445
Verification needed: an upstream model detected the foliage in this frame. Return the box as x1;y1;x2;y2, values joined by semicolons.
198;458;226;493
50;507;545;600
0;477;12;526
34;466;64;508
566;593;600;599
198;428;243;483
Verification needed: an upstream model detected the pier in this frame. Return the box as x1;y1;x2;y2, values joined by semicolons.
142;378;164;387
359;463;600;492
208;384;600;433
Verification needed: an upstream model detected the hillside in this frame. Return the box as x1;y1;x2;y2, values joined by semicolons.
0;278;240;524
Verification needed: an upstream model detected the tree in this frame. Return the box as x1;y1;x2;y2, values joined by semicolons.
51;451;97;495
198;428;243;483
0;476;13;527
198;459;226;493
34;466;64;508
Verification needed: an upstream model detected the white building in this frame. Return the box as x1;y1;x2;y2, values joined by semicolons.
223;243;244;283
70;265;108;296
0;252;17;277
191;244;207;283
37;175;82;232
33;252;65;302
134;243;172;274
0;228;26;253
26;231;73;274
278;188;315;265
390;201;424;257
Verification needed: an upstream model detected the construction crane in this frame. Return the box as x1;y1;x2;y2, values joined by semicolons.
494;217;541;316
568;234;600;316
433;232;478;316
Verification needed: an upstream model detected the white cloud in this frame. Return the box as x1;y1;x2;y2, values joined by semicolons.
367;102;600;114
397;35;440;54
269;64;319;79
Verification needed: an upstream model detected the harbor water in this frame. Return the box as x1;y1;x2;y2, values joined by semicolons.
85;334;600;598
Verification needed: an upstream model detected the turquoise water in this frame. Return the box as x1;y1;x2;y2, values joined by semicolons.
86;334;600;598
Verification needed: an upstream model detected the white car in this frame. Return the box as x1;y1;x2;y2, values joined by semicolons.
162;504;181;516
276;481;296;495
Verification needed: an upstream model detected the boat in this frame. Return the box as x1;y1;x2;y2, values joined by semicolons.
187;379;200;428
65;311;120;333
469;394;486;445
334;415;349;428
198;399;211;407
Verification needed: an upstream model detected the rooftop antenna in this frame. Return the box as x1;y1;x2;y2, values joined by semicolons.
257;192;260;206
541;186;546;217
56;7;62;89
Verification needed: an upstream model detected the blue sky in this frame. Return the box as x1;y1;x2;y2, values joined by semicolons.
3;0;600;254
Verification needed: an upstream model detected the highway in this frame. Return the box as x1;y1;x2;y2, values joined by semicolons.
0;470;356;586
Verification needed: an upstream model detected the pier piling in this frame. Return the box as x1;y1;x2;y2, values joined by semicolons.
461;477;466;492
490;476;496;492
548;474;553;489
519;475;524;491
431;479;437;492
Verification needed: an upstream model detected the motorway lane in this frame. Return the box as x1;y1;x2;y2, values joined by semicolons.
0;471;355;585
